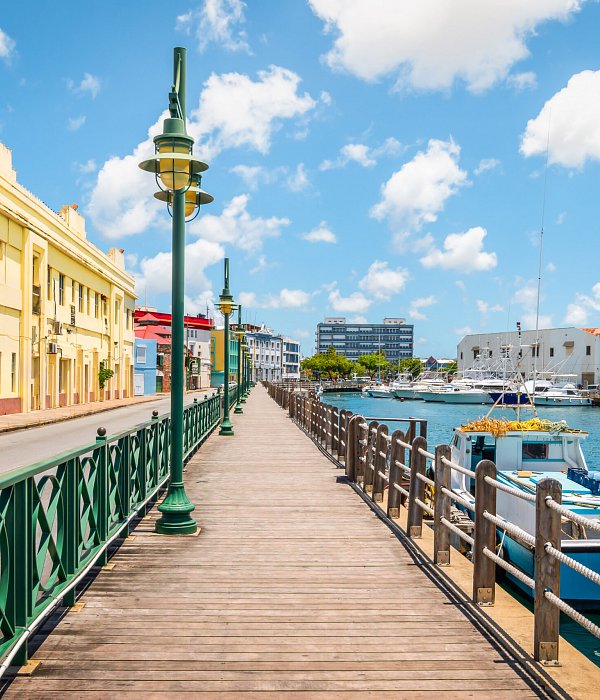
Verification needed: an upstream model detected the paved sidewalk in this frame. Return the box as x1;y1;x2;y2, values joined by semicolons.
0;389;214;434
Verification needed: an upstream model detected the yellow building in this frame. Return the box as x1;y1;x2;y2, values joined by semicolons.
210;329;239;386
0;143;135;415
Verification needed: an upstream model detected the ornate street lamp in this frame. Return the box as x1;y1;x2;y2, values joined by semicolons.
234;304;244;414
215;258;236;436
240;337;248;403
138;47;213;535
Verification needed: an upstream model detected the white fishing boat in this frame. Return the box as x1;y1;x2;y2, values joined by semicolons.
363;383;395;398
393;371;449;400
449;418;600;604
420;385;494;404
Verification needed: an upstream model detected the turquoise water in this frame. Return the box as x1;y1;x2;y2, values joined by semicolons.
321;391;600;666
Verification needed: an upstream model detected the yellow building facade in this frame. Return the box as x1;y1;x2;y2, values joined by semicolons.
0;143;135;415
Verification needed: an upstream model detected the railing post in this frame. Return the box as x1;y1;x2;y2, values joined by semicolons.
331;406;338;455
387;429;405;518
473;459;496;606
62;457;78;606
407;436;426;538
96;427;109;566
345;415;361;482
372;424;388;503
534;478;561;665
338;409;346;462
12;476;32;665
433;444;451;566
363;421;378;494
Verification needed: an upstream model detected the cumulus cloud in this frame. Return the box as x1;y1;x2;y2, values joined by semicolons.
134;238;224;302
409;295;436;320
507;71;537;90
68;73;101;99
88;66;318;237
521;69;600;168
328;289;371;313
77;159;97;174
177;0;250;53
309;0;585;92
563;282;600;325
513;283;552;329
474;158;500;175
0;28;15;62
358;260;409;299
420;226;497;272
320;137;401;170
302;221;337;244
188;194;290;253
67;116;86;131
230;164;274;190
286;163;309;192
370;139;467;233
238;288;311;309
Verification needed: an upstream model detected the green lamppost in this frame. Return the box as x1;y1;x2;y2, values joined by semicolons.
138;47;213;535
234;304;244;414
240;338;248;403
216;258;235;436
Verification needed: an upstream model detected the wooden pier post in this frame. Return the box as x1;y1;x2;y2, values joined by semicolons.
433;444;451;566
473;460;496;606
387;429;405;518
407;436;427;538
372;424;388;503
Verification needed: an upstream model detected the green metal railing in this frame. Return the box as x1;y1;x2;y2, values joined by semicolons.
0;393;222;670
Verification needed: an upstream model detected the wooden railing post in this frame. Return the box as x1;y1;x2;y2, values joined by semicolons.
372;424;388;503
534;478;561;665
363;421;378;494
387;429;405;518
473;460;496;606
433;444;451;566
338;409;347;462
331;406;338;455
407;436;426;538
345;414;362;482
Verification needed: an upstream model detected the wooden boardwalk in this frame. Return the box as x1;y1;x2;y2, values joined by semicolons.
6;386;561;698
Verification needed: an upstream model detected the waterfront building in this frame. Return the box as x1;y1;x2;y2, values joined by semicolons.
315;317;414;363
133;337;157;395
457;327;600;386
282;337;301;380
134;308;212;391
244;324;300;382
0;143;135;415
210;328;239;387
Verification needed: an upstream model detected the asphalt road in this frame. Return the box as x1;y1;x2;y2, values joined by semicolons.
0;393;212;474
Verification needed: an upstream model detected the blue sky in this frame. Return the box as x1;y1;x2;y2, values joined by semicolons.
2;1;600;357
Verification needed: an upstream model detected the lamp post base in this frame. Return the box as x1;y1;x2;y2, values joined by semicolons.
219;417;234;436
234;404;243;414
155;482;197;535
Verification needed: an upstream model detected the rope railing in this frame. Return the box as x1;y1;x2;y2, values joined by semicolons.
264;380;600;665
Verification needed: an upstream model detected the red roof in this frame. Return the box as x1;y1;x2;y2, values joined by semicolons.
135;327;171;344
583;328;600;337
134;309;213;330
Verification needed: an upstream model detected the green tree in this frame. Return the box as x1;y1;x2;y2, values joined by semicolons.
397;358;423;378
445;360;458;376
356;351;388;378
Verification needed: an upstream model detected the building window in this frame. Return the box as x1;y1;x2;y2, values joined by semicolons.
136;345;147;364
47;266;52;300
114;299;120;323
550;347;554;357
95;292;100;318
126;308;131;330
78;284;84;312
58;273;65;305
87;288;91;315
586;345;591;356
71;278;76;303
11;352;16;392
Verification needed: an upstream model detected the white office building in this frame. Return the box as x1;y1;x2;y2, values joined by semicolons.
246;324;301;381
457;327;600;387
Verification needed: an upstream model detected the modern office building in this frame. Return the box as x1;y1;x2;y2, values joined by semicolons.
0;142;136;414
315;317;414;363
457;327;600;387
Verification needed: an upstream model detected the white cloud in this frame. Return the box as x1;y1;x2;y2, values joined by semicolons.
409;295;436;320
134;238;224;301
358;260;408;299
521;69;600;168
77;159;97;174
189;194;290;253
68;73;101;98
474;158;500;175
309;0;583;92
329;289;371;313
563;282;600;326
0;28;15;62
454;325;473;337
556;212;566;225
420;226;497;272
546;262;557;272
177;0;250;53
230;164;273;190
507;71;537;90
88;67;318;237
512;283;552;329
249;254;273;274
67;116;86;131
189;66;318;160
286;163;309;192
239;288;311;309
302;221;337;244
476;300;504;314
371;139;468;232
320;137;402;171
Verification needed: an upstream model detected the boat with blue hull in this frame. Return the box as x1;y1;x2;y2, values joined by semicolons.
449;420;600;605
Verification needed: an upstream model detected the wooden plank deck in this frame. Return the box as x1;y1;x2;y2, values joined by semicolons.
5;386;561;698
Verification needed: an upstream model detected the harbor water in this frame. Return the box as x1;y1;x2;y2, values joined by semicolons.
321;391;600;667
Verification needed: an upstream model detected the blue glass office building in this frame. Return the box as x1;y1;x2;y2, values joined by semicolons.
315;317;414;362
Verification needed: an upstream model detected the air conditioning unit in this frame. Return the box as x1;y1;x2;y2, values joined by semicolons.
52;321;63;335
47;341;58;354
70;305;76;326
